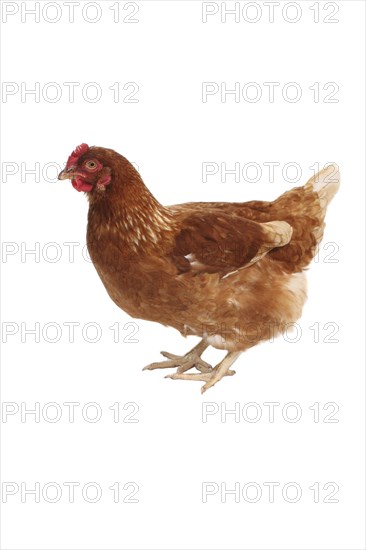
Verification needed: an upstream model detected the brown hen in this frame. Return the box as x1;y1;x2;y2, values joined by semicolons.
58;144;340;392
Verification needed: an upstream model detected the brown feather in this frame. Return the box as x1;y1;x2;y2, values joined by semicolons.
71;148;339;352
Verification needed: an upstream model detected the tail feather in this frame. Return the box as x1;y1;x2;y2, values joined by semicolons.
305;163;340;246
305;163;340;210
264;163;340;272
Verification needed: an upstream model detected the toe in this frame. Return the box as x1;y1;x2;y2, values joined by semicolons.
160;351;179;360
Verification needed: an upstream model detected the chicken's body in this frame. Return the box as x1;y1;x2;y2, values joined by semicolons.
59;145;340;392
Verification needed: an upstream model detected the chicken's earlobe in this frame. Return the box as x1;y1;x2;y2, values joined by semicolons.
96;168;112;190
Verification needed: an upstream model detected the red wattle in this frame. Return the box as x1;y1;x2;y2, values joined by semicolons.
72;177;93;192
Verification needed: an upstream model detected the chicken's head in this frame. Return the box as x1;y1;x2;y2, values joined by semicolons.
58;143;112;192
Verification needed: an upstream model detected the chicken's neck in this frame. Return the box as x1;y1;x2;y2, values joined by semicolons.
87;163;175;253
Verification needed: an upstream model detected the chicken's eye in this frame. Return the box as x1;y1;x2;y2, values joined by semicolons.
85;160;98;171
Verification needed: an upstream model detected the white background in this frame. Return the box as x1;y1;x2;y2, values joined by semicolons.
1;1;365;549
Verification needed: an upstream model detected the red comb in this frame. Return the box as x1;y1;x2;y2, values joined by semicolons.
66;143;89;168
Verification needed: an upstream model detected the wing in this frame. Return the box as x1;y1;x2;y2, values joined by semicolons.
170;210;293;277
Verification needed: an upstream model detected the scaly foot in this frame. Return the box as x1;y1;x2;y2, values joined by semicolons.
143;340;211;374
165;351;242;393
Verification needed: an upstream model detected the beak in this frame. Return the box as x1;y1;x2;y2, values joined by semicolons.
58;168;73;180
